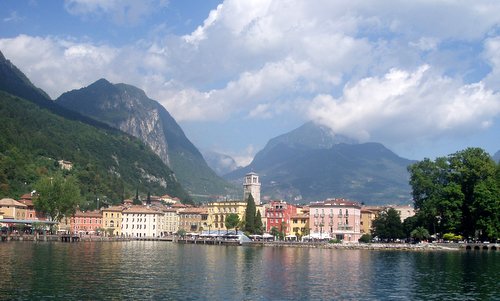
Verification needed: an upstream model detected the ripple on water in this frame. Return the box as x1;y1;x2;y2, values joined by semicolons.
0;242;499;300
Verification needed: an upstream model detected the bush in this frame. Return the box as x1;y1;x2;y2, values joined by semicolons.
443;233;463;241
329;238;342;244
358;233;372;243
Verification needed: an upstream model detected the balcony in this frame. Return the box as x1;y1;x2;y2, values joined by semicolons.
338;225;353;231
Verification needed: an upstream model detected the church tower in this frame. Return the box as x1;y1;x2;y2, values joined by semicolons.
243;172;261;205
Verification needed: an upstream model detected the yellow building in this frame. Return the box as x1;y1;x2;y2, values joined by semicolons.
290;213;309;238
0;198;27;220
102;206;124;236
207;200;247;231
360;208;380;234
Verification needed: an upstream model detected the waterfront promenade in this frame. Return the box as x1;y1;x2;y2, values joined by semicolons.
2;233;497;251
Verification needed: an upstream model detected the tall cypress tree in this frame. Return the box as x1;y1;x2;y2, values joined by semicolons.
254;210;263;235
244;194;256;233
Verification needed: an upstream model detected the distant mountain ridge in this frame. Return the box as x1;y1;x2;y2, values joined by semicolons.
225;122;413;205
57;79;235;198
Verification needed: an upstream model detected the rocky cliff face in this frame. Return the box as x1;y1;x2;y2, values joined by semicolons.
56;79;234;197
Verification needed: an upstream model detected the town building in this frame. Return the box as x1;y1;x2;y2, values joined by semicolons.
57;160;73;170
207;200;247;232
391;205;415;222
160;194;180;205
360;207;379;234
178;207;207;232
243;172;261;205
18;193;44;220
70;210;102;235
102;206;124;236
121;206;163;238
265;200;297;236
309;199;362;242
0;198;27;220
291;212;309;238
163;208;179;235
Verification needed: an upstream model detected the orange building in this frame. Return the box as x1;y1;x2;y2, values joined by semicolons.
70;210;103;235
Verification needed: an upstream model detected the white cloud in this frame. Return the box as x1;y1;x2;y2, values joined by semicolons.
307;65;500;143
231;144;257;167
1;0;500;159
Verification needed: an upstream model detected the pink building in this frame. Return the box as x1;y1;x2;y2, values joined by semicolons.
309;199;361;242
265;200;297;235
70;210;102;235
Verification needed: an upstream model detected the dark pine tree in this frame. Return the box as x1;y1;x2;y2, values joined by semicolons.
244;194;256;233
254;210;263;234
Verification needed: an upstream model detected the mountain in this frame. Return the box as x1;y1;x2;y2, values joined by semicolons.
202;150;240;176
56;79;235;198
493;150;500;163
0;52;113;130
0;53;190;203
224;122;413;205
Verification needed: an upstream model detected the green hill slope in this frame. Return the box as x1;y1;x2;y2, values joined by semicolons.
0;91;190;205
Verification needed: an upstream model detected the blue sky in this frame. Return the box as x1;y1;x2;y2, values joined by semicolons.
1;0;499;165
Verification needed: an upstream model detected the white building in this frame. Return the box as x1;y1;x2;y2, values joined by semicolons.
243;172;261;205
121;206;163;238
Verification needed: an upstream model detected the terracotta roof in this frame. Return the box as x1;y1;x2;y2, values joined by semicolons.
18;199;34;207
309;198;361;208
171;203;187;208
0;198;27;207
102;205;124;212
74;210;102;218
180;207;207;214
19;193;33;200
163;208;178;213
123;205;162;214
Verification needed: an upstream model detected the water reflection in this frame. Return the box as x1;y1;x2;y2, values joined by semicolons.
0;242;498;300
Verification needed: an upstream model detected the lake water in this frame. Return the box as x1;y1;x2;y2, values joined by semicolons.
0;241;498;300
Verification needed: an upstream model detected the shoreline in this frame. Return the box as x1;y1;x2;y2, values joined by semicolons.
249;241;462;251
3;234;497;252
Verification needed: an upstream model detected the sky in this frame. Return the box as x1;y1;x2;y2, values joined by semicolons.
1;0;499;166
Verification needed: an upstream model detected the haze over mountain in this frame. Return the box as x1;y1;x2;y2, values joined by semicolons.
0;51;189;203
225;122;414;205
202;150;240;177
56;79;236;198
493;150;500;163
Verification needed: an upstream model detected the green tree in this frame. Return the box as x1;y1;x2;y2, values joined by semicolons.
244;194;256;233
254;210;263;235
270;226;279;239
408;147;499;241
225;213;240;233
372;208;404;241
410;226;430;242
34;174;82;222
176;228;186;237
358;233;372;243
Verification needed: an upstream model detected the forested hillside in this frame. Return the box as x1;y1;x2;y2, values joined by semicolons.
0;91;191;206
